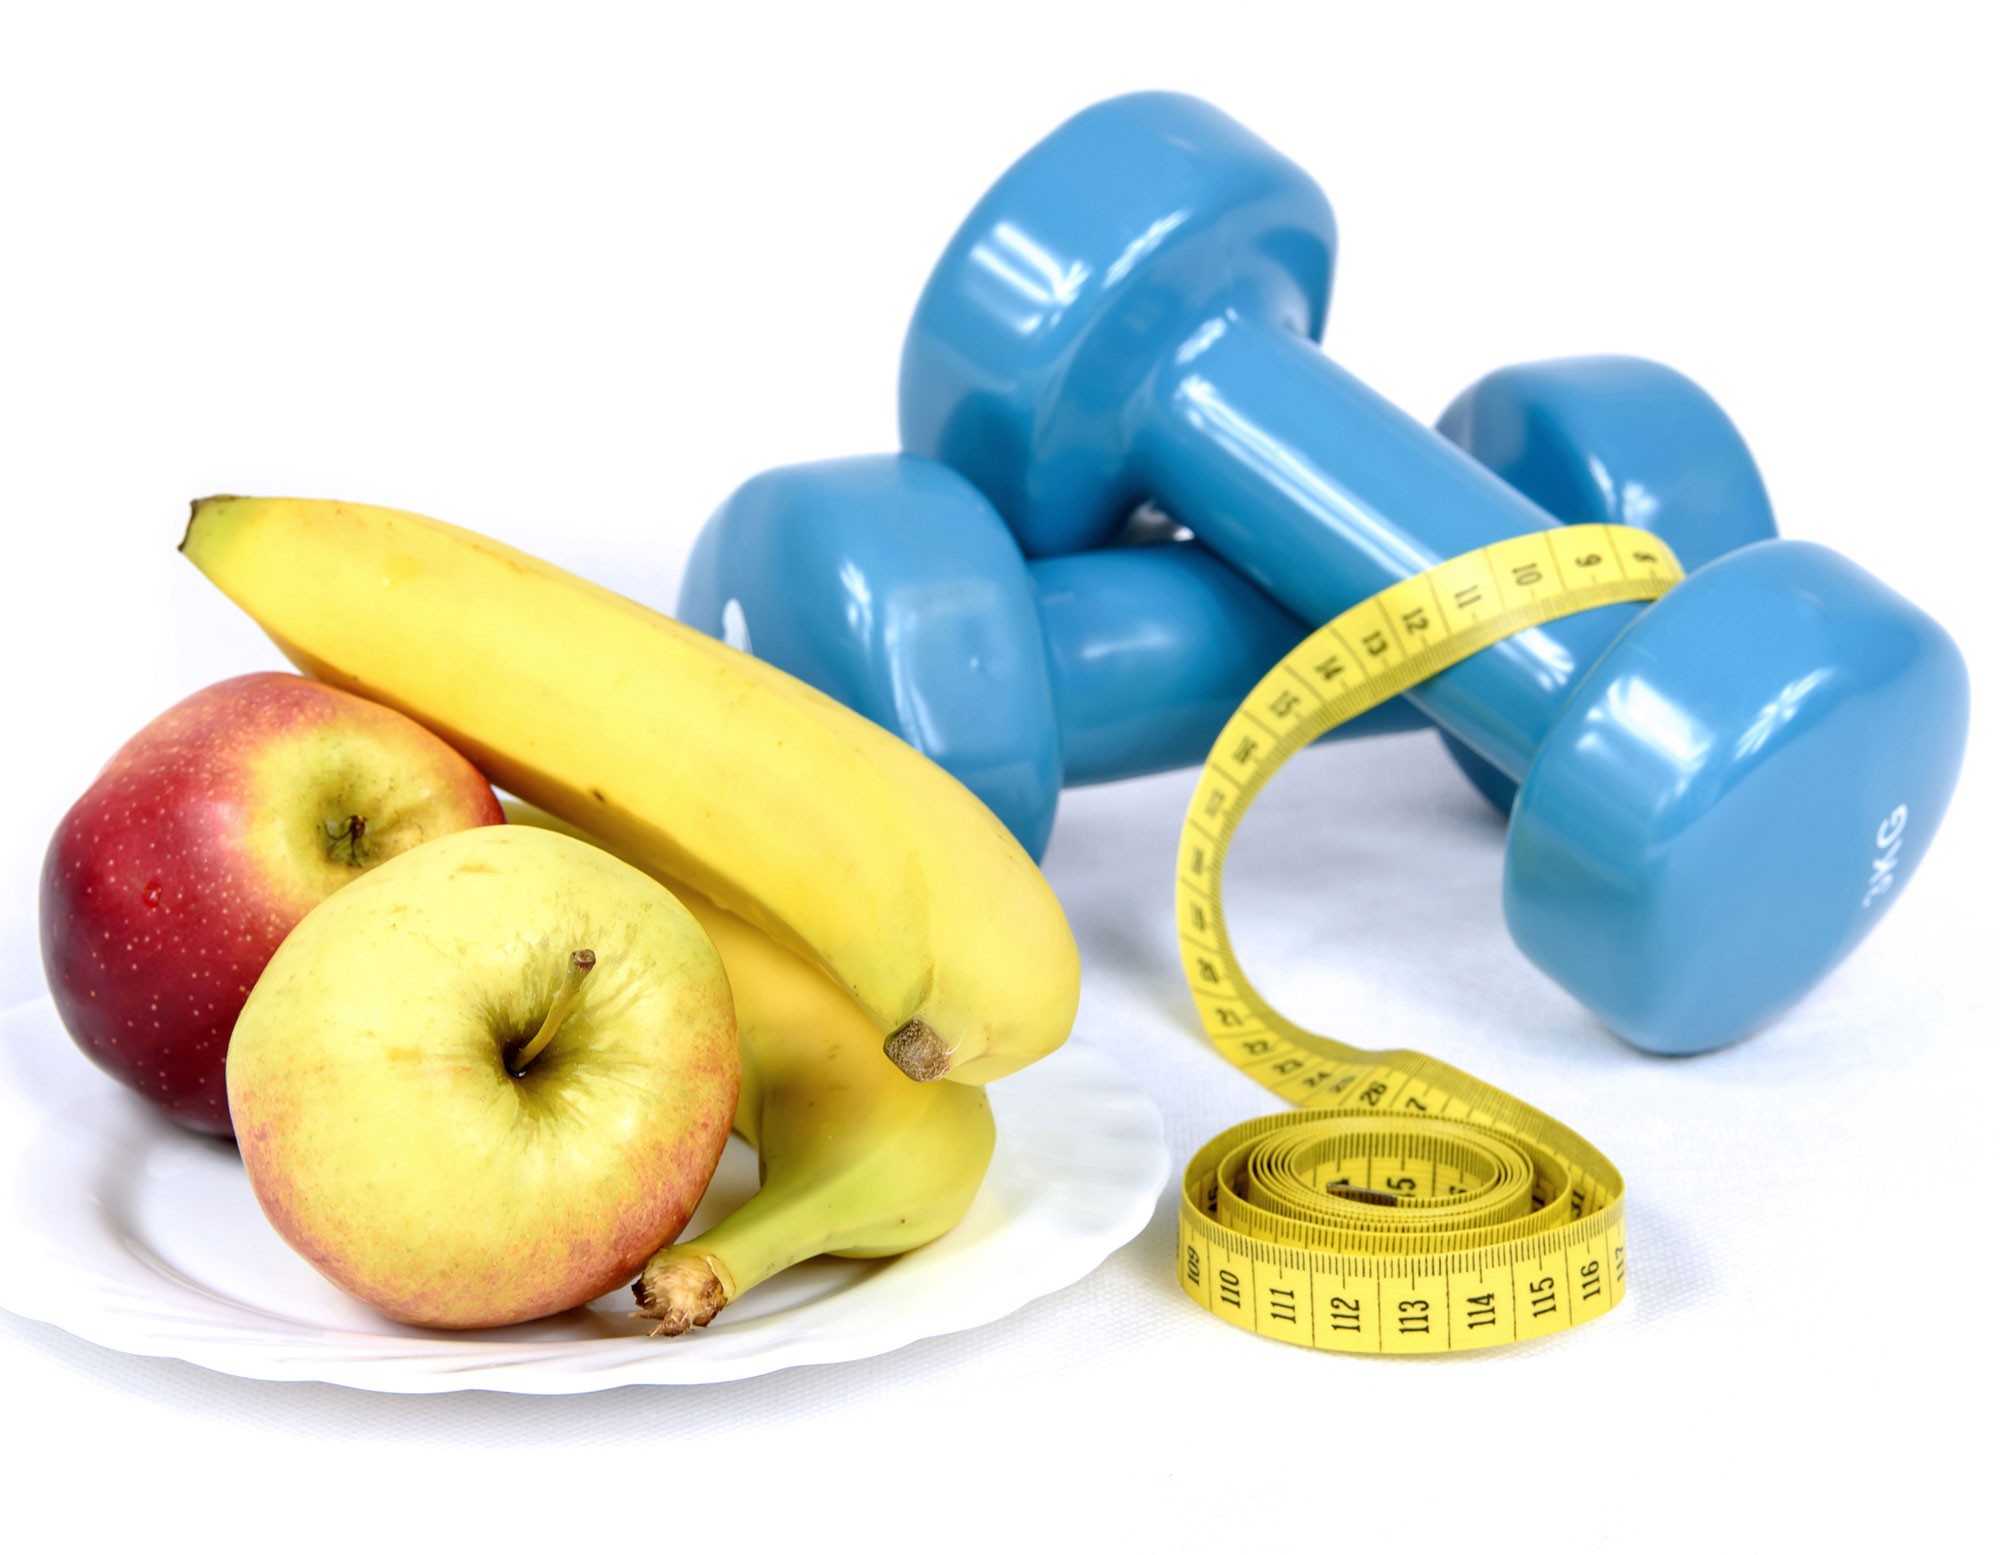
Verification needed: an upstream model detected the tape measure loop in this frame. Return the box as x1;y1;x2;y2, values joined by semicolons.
1175;525;1674;1353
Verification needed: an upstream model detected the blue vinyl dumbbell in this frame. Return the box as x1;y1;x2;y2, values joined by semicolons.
1433;355;1776;810
900;91;1969;1055
680;354;1775;858
680;455;1428;860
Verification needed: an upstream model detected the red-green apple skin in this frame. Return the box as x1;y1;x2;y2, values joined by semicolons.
226;825;739;1329
39;672;505;1136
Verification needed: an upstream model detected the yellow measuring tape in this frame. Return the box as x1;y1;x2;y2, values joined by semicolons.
1174;524;1683;1353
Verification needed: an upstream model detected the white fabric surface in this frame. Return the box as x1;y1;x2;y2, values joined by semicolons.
2;4;1994;1550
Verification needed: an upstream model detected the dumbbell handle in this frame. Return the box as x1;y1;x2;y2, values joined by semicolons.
1140;316;1638;780
1032;544;1425;785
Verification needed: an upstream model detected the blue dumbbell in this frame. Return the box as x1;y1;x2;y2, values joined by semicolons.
1434;355;1777;809
680;355;1775;858
900;91;1969;1055
681;455;1423;861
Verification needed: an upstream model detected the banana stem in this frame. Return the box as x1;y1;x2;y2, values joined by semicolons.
635;1250;737;1337
636;1132;1001;1332
507;949;595;1076
632;1154;886;1335
884;1018;951;1081
633;1082;994;1338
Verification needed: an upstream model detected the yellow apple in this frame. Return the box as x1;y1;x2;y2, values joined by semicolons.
226;824;738;1328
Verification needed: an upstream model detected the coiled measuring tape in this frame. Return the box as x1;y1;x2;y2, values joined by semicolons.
1175;524;1682;1353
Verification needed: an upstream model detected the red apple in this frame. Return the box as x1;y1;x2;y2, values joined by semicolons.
40;672;505;1135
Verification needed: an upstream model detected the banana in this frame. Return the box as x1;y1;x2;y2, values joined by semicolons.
181;496;1079;1085
507;801;995;1335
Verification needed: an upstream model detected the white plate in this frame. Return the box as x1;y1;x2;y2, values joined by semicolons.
0;997;1168;1393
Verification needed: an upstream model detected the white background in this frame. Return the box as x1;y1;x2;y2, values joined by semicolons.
3;2;1995;1549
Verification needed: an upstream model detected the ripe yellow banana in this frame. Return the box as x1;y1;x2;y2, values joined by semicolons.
181;496;1079;1085
506;802;995;1335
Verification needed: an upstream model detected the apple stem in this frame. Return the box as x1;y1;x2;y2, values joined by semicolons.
325;813;369;866
507;949;596;1077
